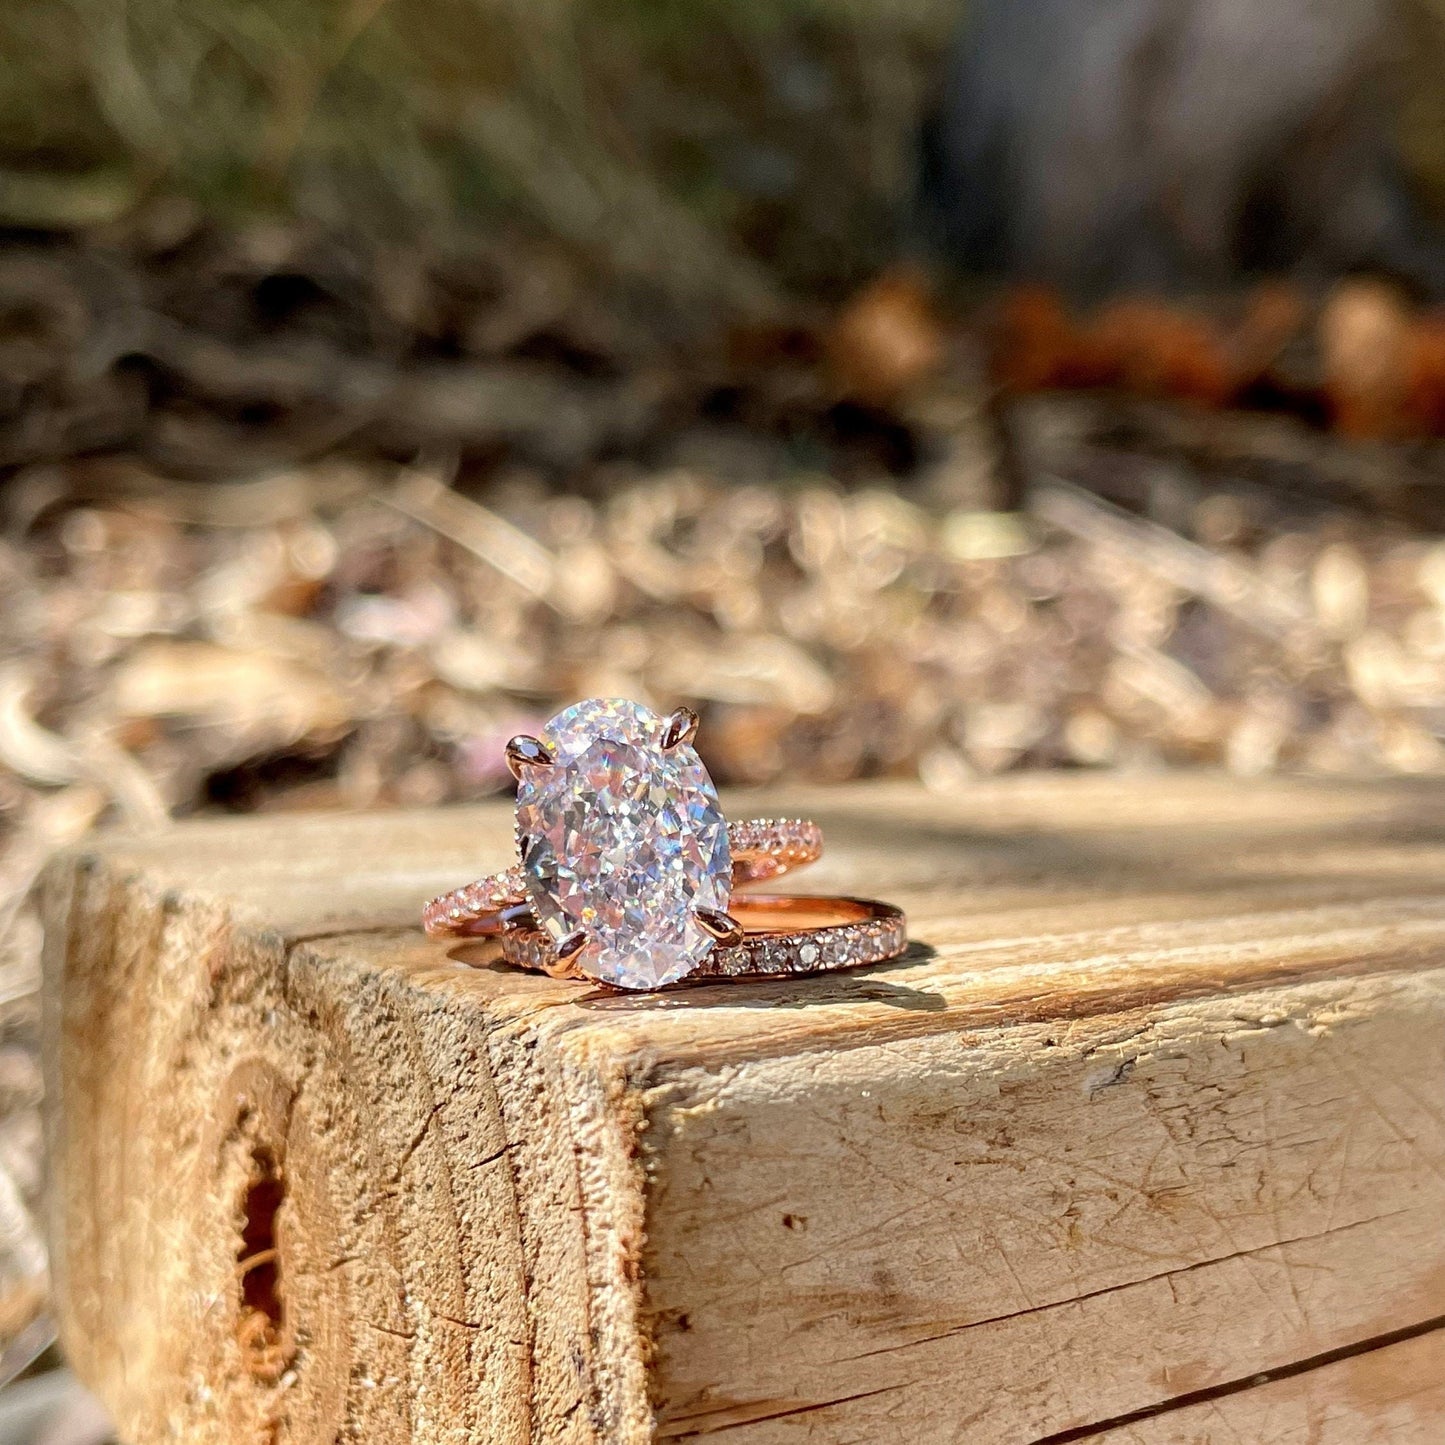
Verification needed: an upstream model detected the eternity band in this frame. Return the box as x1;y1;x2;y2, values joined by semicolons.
500;895;907;981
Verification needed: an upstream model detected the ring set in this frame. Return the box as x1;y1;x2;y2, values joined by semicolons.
423;698;908;991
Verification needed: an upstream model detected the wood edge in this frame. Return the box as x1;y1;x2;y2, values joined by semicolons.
265;908;1445;1097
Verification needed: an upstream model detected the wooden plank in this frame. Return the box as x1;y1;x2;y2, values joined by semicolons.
39;775;1445;1443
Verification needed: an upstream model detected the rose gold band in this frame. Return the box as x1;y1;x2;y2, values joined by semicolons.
422;817;823;938
501;895;907;981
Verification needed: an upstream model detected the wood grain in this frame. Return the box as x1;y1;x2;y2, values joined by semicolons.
39;774;1445;1443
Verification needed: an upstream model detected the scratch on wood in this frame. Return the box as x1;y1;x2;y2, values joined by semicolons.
1028;1312;1445;1444
834;1208;1412;1365
663;1383;906;1437
389;1099;444;1184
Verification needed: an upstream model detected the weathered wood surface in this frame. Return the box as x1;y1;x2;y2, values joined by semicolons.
39;774;1445;1443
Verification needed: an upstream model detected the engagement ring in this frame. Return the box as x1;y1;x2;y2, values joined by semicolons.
424;698;906;989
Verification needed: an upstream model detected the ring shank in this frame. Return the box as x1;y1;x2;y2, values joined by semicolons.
729;894;888;932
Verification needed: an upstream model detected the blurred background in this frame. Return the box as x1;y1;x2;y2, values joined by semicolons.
8;0;1445;1436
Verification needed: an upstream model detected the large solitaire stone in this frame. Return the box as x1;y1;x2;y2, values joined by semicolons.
516;698;732;989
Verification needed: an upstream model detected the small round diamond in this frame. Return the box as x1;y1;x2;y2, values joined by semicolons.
516;699;732;989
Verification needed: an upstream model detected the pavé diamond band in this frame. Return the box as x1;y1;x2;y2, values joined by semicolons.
422;698;907;990
499;895;908;983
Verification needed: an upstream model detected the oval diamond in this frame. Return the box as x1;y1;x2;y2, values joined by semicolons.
516;699;732;989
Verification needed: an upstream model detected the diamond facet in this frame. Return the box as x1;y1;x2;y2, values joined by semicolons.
516;698;732;989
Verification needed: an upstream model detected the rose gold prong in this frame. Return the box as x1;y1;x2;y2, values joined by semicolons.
505;735;554;782
662;706;700;750
546;929;590;978
695;908;745;947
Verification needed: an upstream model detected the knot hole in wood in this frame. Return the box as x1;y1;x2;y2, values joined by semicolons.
236;1144;286;1379
220;1058;299;1391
